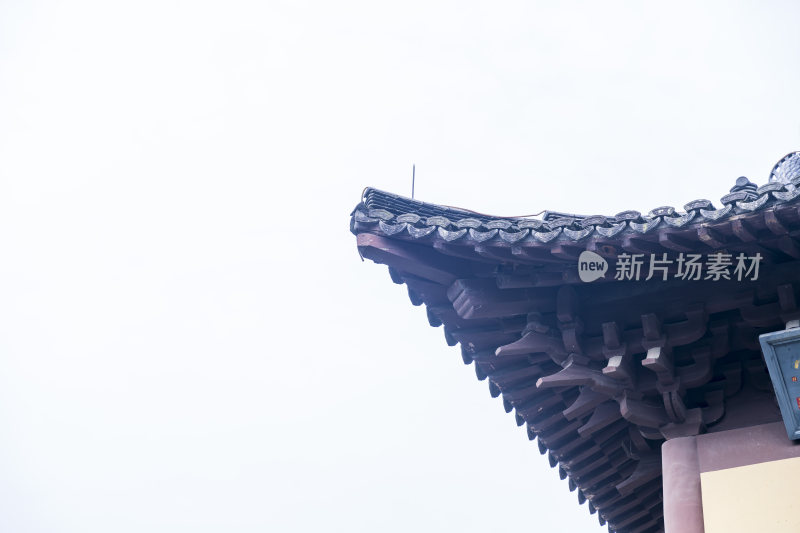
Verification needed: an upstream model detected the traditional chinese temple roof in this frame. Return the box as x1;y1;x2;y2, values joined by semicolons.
350;153;800;533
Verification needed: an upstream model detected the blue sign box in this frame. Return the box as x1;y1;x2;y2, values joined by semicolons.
759;327;800;441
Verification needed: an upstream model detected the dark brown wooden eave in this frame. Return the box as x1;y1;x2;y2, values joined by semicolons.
351;175;800;533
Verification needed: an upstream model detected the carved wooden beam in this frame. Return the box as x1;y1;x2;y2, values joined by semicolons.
563;387;610;420
446;278;557;319
764;210;789;235
658;231;699;252
619;392;670;428
731;218;758;241
357;233;462;285
642;346;673;380
431;240;499;265
495;330;568;365
578;401;623;437
537;359;623;397
659;407;705;439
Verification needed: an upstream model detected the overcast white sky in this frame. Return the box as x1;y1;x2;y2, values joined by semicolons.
1;1;799;532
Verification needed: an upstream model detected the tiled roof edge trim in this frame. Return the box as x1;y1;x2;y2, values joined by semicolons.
353;180;800;243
